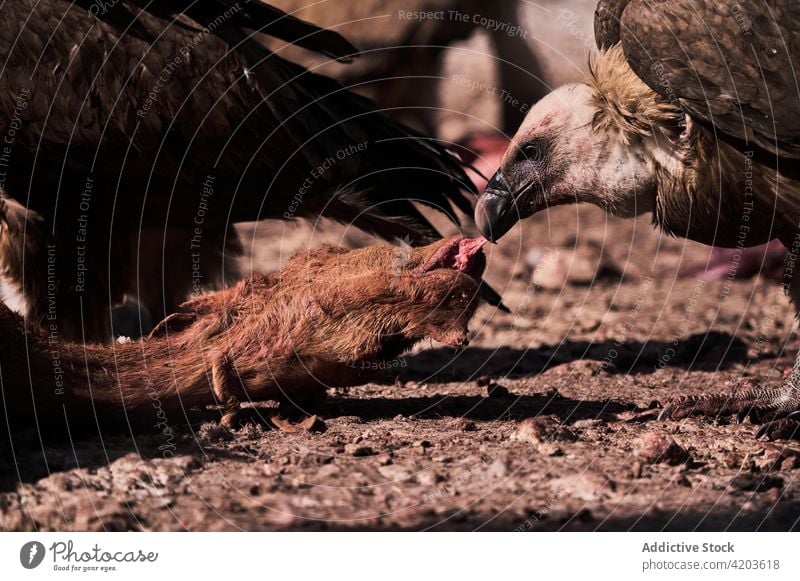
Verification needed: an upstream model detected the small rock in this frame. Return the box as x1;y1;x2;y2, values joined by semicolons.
197;422;235;443
416;471;441;487
486;458;508;479
486;382;510;398
316;464;341;478
572;419;605;430
550;473;616;501
335;415;364;424
635;431;690;465
377;453;393;466
452;418;477;432
476;376;492;387
630;461;643;479
236;422;266;439
755;445;800;472
156;497;175;509
512;416;578;445
538;443;565;457
345;444;376;457
378;465;412;480
722;451;743;470
730;474;784;492
528;246;621;289
170;455;203;471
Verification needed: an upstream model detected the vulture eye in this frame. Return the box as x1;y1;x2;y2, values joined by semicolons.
522;140;546;163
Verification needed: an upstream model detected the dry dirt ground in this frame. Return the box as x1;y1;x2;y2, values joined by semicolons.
2;207;800;531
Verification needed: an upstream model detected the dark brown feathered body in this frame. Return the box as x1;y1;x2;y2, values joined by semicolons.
586;44;800;249
0;0;475;341
0;236;485;436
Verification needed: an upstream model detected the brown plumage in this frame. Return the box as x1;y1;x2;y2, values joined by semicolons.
474;0;800;437
0;235;486;437
0;0;477;342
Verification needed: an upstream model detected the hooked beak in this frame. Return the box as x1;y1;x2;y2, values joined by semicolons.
474;171;525;242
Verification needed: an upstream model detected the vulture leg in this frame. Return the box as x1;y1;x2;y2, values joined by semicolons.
658;380;800;440
659;246;800;439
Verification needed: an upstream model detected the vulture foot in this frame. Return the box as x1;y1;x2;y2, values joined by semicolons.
755;416;800;441
659;380;800;440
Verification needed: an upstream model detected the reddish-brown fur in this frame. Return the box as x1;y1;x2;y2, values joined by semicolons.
0;237;484;435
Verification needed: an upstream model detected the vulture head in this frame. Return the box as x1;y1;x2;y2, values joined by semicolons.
476;46;678;241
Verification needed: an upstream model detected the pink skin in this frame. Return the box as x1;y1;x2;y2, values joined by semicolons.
418;236;488;277
682;241;786;282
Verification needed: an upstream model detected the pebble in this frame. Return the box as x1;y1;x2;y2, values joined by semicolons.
528;246;621;289
512;416;578;445
345;444;376;457
416;471;441;487
316;464;341;478
754;444;800;472
486;383;510;398
486;458;509;479
572;419;605;430
378;465;412;481
550;473;616;502
452;418;478;432
634;431;690;465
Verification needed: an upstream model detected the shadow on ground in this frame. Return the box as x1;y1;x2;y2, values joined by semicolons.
390;331;749;384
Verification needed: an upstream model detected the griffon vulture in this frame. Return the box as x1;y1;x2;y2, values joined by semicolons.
474;0;800;437
0;0;483;342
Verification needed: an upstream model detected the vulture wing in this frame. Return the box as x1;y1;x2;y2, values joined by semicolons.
0;0;474;244
594;0;800;160
594;0;632;50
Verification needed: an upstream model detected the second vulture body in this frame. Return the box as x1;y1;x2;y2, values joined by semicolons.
475;0;800;437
